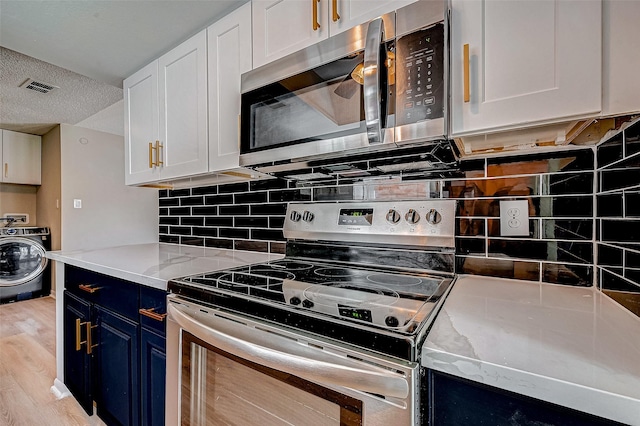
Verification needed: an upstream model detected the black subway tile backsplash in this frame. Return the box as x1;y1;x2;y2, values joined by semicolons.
219;228;250;239
234;240;269;252
180;236;204;246
541;219;593;241
169;207;191;216
169;189;191;198
192;185;218;196
180;196;204;206
251;203;288;216
181;217;204;226
204;194;234;205
192;227;218;238
205;217;233;227
219;205;250;215
235;217;269;228
160;217;179;225
169;226;191;236
218;182;249;194
251;229;285;241
192;206;218;216
205;238;234;249
235;191;268;204
596;118;640;318
542;263;592;287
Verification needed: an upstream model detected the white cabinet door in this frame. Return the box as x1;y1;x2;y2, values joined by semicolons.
451;0;601;137
252;0;328;68
124;61;160;186
158;30;209;181
208;3;252;172
1;130;41;185
328;0;415;35
602;0;640;117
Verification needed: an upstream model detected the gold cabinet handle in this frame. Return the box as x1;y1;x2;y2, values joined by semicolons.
155;140;163;166
148;142;154;169
139;307;167;322
463;43;470;103
312;0;320;31
85;321;98;355
332;0;340;22
75;318;87;351
78;284;100;294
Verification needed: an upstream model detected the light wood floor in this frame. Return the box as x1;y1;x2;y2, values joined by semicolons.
0;296;105;426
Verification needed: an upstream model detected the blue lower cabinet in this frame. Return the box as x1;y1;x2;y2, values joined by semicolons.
140;327;166;426
63;291;93;415
95;306;140;426
423;369;623;426
63;265;167;426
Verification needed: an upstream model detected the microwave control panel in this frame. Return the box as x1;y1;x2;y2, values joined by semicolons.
395;23;445;126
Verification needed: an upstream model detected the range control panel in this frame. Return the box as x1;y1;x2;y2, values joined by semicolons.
284;200;456;248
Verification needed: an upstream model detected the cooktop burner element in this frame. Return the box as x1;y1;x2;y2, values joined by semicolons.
169;200;457;361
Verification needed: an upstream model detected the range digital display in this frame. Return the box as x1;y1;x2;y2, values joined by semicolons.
338;305;372;322
338;208;374;226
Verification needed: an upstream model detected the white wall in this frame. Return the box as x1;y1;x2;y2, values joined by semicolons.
60;123;157;250
75;99;125;137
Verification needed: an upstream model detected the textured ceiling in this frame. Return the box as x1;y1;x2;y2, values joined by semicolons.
0;47;123;135
0;0;247;136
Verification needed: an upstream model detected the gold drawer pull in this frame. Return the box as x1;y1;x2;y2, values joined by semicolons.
312;0;320;31
75;318;87;351
78;284;100;294
139;308;167;322
85;322;98;355
463;43;470;103
148;142;154;168
332;0;340;22
155;140;163;166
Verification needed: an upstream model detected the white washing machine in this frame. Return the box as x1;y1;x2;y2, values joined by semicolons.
0;227;51;303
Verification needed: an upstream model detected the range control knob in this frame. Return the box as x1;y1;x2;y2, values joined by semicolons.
426;209;442;225
405;209;420;225
302;299;315;308
302;211;315;222
385;316;400;328
289;296;301;306
386;209;401;224
290;211;301;222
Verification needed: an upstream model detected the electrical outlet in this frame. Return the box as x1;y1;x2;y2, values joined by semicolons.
73;199;82;209
500;200;529;236
3;213;29;225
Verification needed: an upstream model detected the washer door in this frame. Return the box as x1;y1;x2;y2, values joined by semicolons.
0;237;48;286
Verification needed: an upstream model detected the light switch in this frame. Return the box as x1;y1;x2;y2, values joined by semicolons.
500;200;529;236
73;199;82;209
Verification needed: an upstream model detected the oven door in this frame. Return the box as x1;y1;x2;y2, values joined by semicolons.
239;16;395;167
167;297;418;425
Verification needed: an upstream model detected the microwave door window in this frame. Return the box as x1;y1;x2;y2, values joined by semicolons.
248;54;366;151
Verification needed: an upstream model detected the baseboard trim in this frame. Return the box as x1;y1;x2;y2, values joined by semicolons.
50;378;71;399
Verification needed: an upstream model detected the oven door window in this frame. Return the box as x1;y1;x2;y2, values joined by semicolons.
181;331;362;426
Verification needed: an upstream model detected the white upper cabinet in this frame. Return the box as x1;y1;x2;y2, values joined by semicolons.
328;0;415;35
124;61;160;185
1;130;41;185
208;3;252;172
252;0;328;68
602;0;640;117
450;0;602;137
124;30;208;185
252;0;415;68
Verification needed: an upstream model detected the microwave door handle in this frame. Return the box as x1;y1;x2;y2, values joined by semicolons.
363;17;385;144
168;303;409;400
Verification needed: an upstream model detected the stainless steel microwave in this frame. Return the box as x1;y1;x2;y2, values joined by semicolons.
240;0;448;170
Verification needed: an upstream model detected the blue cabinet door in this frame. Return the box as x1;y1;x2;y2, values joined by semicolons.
63;291;93;415
141;327;166;426
95;306;140;426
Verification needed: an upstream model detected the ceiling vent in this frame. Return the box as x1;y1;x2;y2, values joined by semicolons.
19;78;59;94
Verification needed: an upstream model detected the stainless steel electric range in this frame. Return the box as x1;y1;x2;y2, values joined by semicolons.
166;200;456;426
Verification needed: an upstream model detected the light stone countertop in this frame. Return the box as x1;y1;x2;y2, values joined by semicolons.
46;242;284;290
422;274;640;425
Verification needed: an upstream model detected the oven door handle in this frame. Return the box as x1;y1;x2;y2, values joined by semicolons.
168;303;410;399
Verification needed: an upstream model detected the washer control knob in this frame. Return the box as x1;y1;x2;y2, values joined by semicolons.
289;297;301;306
302;299;314;308
405;209;420;225
426;209;442;225
385;316;400;328
302;211;315;222
290;211;301;222
386;209;401;224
